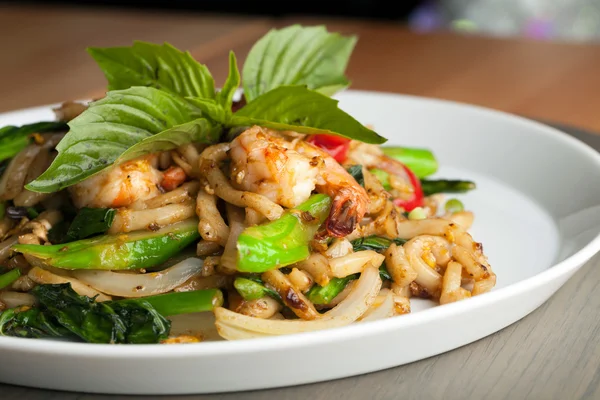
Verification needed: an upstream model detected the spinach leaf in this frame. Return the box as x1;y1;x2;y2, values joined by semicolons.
66;207;116;241
0;121;68;163
47;220;71;244
230;86;386;144
242;25;356;101
351;236;407;252
346;165;364;186
420;179;476;196
87;41;215;99
0;283;170;344
25;87;211;193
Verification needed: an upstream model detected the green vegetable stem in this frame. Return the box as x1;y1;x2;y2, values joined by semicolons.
382;146;438;178
0;269;21;290
139;289;224;316
420;179;476;196
233;277;281;302
306;275;357;305
12;219;200;270
236;194;332;273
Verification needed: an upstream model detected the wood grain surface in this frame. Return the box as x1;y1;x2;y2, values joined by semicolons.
0;4;599;399
3;5;600;133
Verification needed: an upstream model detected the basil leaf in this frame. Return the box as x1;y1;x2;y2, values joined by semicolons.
242;25;356;102
66;207;116;241
230;86;386;144
0;121;68;163
216;51;240;110
26;87;203;193
87;41;215;99
346;165;364;186
185;98;229;124
116;118;221;163
351;236;407;252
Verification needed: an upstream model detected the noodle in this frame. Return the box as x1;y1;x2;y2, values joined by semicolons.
199;143;284;220
196;188;229;247
110;201;196;233
0;115;496;343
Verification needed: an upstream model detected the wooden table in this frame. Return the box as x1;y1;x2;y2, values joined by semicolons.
1;4;599;400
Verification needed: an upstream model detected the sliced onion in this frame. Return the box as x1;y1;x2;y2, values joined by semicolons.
28;267;111;302
214;266;382;336
215;321;273;340
72;257;203;298
360;290;395;322
0;291;37;308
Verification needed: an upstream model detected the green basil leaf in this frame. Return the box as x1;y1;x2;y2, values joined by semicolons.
0;121;68;163
242;25;356;101
116;118;221;163
230;86;386;144
66;207;116;241
216;51;240;110
87;41;215;99
346;165;364;186
185;98;229;124
26;87;203;193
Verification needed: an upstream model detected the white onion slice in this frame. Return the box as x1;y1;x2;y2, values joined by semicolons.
0;291;37;308
28;266;112;302
72;257;203;298
360;291;395;322
215;321;273;341
214;266;382;335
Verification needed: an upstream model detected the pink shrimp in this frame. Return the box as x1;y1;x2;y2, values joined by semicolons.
229;126;369;237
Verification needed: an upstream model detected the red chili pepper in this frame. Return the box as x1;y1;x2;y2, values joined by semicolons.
392;163;424;212
306;134;351;163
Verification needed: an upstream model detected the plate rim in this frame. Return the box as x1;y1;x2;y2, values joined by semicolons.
1;89;599;357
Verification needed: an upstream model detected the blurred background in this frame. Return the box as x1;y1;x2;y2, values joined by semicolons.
10;0;600;42
3;0;600;131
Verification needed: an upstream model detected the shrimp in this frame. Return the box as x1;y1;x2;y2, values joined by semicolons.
69;155;163;209
229;126;369;237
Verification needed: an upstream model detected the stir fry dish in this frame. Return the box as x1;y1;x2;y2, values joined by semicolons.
0;25;494;344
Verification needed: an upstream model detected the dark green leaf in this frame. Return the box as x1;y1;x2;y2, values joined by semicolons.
230;86;386;144
420;179;476;196
87;41;215;99
242;25;356;101
351;236;406;252
0;307;75;339
25;87;204;193
346;165;364;186
66;207;116;241
0;283;171;344
47;220;71;244
0;121;68;163
379;265;392;281
26;207;39;219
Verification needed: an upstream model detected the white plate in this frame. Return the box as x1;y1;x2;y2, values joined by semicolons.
0;90;599;395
